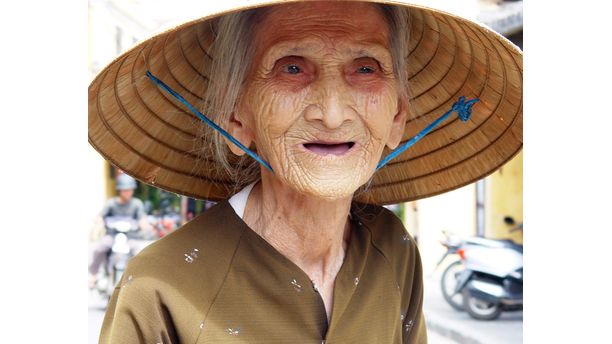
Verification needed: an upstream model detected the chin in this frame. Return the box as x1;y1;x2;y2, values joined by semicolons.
302;185;355;201
281;169;371;201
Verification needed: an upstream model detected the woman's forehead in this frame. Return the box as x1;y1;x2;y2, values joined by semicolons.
253;2;391;52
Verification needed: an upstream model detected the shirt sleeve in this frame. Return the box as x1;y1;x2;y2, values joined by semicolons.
99;269;179;344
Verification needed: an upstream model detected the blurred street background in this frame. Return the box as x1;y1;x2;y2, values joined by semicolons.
88;0;523;343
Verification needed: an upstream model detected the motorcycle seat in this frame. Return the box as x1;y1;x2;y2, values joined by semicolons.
464;237;523;253
498;239;523;253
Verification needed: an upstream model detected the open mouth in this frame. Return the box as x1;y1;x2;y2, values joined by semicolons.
302;142;356;156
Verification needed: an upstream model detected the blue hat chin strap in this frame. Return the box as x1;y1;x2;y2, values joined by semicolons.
146;71;478;175
375;96;479;171
146;71;273;173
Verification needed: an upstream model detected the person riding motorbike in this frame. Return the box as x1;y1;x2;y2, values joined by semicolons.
88;173;151;289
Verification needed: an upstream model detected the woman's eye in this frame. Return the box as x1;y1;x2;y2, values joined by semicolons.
284;65;301;74
357;66;375;74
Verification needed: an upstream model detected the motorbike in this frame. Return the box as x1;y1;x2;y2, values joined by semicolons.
454;218;523;320
436;229;514;311
93;216;141;299
436;217;523;320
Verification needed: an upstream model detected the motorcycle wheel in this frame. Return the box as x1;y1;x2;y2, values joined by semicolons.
462;288;502;320
440;260;465;312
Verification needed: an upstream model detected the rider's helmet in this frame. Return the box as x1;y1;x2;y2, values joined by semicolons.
116;174;137;191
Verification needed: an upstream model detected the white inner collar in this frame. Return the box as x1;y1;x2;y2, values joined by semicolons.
228;182;257;219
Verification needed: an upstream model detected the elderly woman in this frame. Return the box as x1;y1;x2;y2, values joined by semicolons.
89;0;522;343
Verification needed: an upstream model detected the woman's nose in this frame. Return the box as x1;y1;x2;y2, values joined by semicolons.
303;74;355;129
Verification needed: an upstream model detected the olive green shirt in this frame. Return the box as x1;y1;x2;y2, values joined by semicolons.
100;200;427;343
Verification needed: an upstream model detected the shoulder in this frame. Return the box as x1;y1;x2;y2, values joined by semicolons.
352;202;416;253
104;197;118;207
120;200;246;303
128;200;245;276
103;201;246;343
352;202;419;277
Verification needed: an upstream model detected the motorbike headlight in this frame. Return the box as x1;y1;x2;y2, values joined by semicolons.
112;233;130;254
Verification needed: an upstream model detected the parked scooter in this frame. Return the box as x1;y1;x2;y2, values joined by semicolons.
436;231;468;311
453;217;523;320
436;230;515;311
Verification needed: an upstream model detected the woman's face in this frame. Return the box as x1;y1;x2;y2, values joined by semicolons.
233;2;407;200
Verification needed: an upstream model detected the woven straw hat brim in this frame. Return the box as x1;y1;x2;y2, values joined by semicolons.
88;0;522;205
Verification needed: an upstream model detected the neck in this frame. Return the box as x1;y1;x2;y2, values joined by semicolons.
243;175;352;285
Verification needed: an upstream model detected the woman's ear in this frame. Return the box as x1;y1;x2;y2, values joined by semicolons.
225;112;255;156
386;101;408;149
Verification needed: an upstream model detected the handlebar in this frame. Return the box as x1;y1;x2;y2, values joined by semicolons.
510;223;523;232
105;216;140;233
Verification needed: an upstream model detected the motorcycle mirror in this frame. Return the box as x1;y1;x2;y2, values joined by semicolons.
503;216;516;225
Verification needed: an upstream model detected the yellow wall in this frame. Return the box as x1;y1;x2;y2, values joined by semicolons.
105;161;116;198
485;151;523;244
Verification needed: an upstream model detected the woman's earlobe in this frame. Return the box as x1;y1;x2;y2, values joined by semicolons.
386;104;408;150
225;112;254;156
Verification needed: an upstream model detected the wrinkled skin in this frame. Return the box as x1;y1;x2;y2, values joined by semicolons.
228;1;407;200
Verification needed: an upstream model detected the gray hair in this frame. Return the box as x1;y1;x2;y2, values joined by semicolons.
199;4;411;188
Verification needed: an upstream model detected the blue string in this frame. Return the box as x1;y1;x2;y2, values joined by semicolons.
146;70;477;176
145;71;274;173
375;96;479;171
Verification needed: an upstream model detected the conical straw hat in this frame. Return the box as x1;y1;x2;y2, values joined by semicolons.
88;0;522;205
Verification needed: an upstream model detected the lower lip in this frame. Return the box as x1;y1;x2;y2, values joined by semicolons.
302;142;356;156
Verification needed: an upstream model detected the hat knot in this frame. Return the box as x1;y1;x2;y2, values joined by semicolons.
452;96;479;122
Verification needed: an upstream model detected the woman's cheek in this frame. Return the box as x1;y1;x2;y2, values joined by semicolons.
360;90;398;140
250;86;306;159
